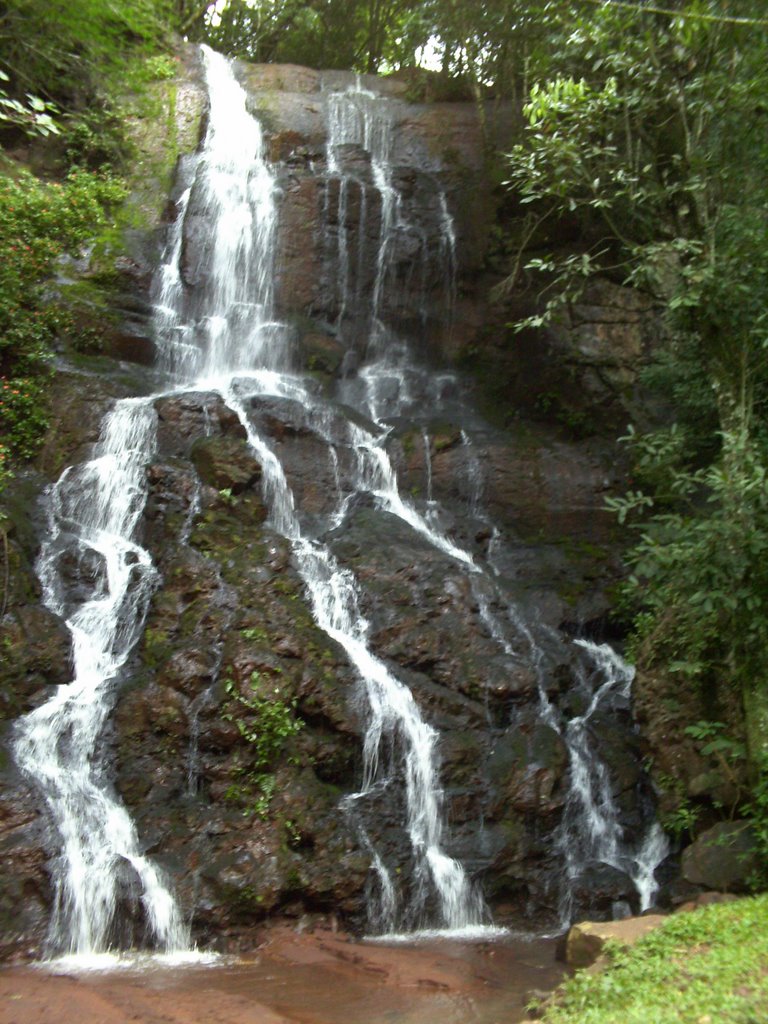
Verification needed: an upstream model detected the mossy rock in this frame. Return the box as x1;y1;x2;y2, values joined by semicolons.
190;434;263;493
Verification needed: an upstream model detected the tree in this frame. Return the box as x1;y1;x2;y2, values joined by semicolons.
204;0;420;73
502;0;768;764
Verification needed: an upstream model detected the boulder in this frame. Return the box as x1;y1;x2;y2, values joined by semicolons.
568;861;640;919
675;891;739;913
681;821;760;892
565;913;667;968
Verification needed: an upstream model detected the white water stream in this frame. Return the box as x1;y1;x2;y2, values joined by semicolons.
184;51;486;934
14;400;188;955
14;47;668;955
554;641;669;922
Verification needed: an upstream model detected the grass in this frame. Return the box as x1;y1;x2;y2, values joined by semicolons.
540;895;768;1024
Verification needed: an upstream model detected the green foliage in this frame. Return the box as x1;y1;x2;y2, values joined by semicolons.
0;1;181;176
746;760;768;888
141;54;178;81
223;671;303;772
660;800;700;844
224;770;276;819
0;167;127;489
0;0;170;111
503;1;768;388
0;70;59;138
222;670;303;818
64;101;136;170
0;375;47;460
685;720;746;764
683;720;747;818
541;894;768;1024
240;626;269;643
201;0;560;86
402;0;562;101
613;428;768;726
204;0;416;74
500;1;768;767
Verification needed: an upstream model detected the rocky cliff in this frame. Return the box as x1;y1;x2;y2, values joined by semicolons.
0;48;671;958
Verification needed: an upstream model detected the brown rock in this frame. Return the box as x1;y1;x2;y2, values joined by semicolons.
157;647;215;698
190;434;263;493
565;914;667;968
488;717;568;816
675;891;740;913
681;821;760;892
275;176;323;314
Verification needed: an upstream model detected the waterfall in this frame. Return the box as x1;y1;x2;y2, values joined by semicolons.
13;400;188;956
14;46;670;955
126;45;485;939
177;51;487;935
551;641;669;922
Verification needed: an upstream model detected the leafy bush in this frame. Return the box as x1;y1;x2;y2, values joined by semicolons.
0;376;47;457
503;2;768;772
0;70;59;138
610;428;768;735
64;101;135;170
0;167;127;488
222;671;303;819
0;0;168;114
139;54;178;82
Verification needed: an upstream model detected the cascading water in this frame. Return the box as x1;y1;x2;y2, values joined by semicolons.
14;45;671;954
13;400;188;956
553;641;670;922
155;48;488;935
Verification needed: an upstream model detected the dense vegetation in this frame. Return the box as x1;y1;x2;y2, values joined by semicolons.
504;1;768;766
0;2;186;488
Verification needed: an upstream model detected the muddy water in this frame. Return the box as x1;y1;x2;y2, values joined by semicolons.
0;928;565;1024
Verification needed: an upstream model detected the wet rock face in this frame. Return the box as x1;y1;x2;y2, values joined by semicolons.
0;368;149;959
567;862;641;920
83;382;643;943
109;388;371;945
487;718;569;816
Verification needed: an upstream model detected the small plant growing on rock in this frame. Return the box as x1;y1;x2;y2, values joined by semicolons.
224;671;303;761
222;671;303;818
240;626;268;643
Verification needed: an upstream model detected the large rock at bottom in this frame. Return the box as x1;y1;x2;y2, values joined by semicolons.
565;914;667;968
681;820;760;892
